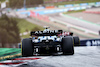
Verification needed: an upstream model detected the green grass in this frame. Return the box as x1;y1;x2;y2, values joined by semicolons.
17;18;43;33
0;0;6;3
44;0;100;6
0;48;21;56
16;18;43;38
63;9;85;14
0;48;21;61
21;33;30;38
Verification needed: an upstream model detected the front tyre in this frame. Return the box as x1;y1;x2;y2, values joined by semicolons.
22;38;33;57
62;36;74;55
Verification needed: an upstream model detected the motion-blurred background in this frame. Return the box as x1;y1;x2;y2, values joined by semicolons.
0;0;100;48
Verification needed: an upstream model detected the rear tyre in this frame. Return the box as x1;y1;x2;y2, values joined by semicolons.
22;38;33;57
62;36;74;55
73;36;80;46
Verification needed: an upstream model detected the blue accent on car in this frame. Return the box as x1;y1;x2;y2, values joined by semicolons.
43;36;44;38
33;37;35;39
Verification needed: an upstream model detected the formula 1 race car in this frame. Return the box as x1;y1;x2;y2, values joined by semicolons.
22;27;80;57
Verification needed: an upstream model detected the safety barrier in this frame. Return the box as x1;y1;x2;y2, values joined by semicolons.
27;8;35;10
17;1;100;16
16;2;100;11
45;6;55;9
80;39;100;46
35;7;45;9
19;6;86;15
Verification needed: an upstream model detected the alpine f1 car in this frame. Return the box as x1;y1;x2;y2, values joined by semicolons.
22;27;80;57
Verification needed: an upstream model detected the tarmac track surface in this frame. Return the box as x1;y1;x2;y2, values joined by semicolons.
47;13;100;33
18;46;100;67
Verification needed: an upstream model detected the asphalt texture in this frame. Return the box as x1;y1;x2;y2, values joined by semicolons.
18;46;100;67
47;13;100;33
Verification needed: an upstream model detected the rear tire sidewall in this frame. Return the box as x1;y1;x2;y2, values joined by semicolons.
62;36;74;55
22;38;33;57
73;36;80;46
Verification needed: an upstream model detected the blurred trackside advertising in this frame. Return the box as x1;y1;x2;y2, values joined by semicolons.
80;39;100;46
30;11;50;22
18;2;100;17
16;2;100;11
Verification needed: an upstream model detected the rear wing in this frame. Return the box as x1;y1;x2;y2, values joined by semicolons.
30;30;63;36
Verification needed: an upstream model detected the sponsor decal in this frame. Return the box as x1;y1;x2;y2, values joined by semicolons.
92;40;100;46
35;30;58;34
86;41;91;46
86;40;100;46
